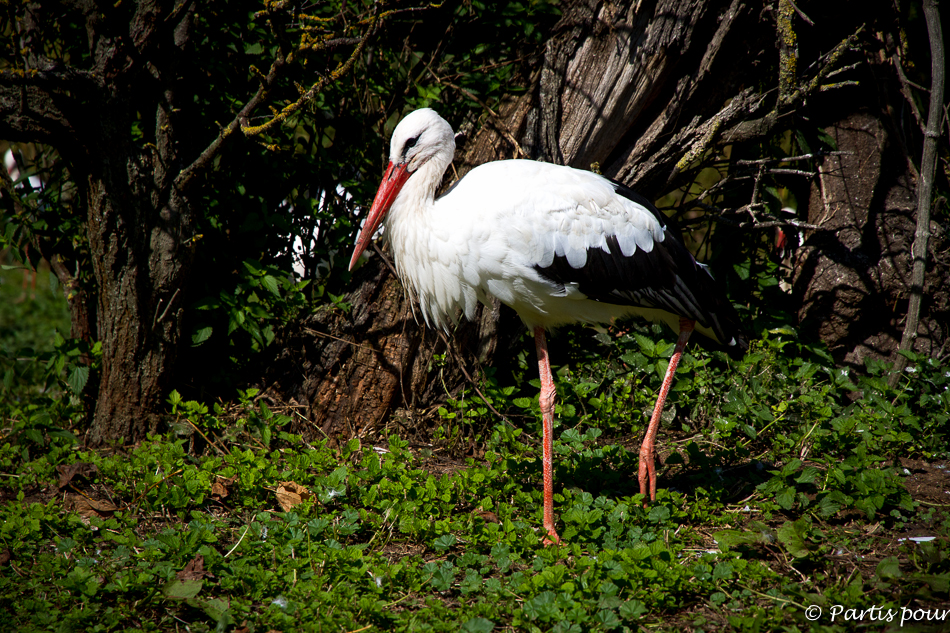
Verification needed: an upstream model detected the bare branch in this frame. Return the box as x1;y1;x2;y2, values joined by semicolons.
679;200;822;232
891;0;946;384
776;0;799;105
738;217;822;231
175;2;419;193
733;151;850;166
768;168;817;177
0;83;84;153
785;0;815;26
720;25;863;148
891;49;927;134
241;3;392;138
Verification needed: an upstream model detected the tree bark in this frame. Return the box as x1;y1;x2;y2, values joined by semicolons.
790;112;943;367
3;1;232;445
790;12;949;370
459;0;770;197
84;134;194;445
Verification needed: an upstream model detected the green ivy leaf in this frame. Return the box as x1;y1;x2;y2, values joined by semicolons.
192;326;213;345
712;562;734;581
433;534;456;551
775;487;796;510
776;519;811;558
875;556;901;579
261;275;280;296
429;565;454;592
66;365;89;394
163;578;203;599
462;617;495;633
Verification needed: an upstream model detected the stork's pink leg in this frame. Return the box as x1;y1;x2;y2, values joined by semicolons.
638;318;695;503
534;326;561;545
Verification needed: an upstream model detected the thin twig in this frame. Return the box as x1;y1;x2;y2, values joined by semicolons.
153;288;180;326
892;50;927;133
225;525;250;557
438;330;514;427
424;68;526;158
785;0;815;26
183;417;231;456
733;151;849;166
304;327;381;354
767;168;817;177
738;218;821;231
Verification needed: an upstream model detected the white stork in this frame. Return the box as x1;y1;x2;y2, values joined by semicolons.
348;108;744;544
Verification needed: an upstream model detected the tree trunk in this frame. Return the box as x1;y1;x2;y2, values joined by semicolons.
80;6;198;446
791;43;950;367
2;1;411;446
889;0;946;382
458;0;771;196
2;1;203;446
84;148;194;445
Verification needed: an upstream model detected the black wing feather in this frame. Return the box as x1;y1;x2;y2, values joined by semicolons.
534;181;745;348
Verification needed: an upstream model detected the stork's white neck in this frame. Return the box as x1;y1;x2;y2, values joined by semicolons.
383;145;461;329
392;157;447;218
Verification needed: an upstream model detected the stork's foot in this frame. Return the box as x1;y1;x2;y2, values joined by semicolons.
638;441;657;508
542;527;562;547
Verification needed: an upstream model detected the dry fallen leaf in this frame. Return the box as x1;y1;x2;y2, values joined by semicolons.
65;494;119;518
476;510;500;523
211;476;236;500
276;481;313;512
56;463;99;489
177;554;214;581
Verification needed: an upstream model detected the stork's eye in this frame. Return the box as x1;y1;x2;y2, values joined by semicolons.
404;135;420;153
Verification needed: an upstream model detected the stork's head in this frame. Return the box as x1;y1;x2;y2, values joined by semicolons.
348;108;455;271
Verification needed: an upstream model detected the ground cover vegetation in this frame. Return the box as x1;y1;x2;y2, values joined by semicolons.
2;0;949;631
2;290;949;631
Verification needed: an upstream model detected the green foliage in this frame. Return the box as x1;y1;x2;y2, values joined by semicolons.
192;259;311;353
3;327;948;631
0;263;84;460
0;264;70;391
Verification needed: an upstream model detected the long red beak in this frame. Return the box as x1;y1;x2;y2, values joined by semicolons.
348;161;412;271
